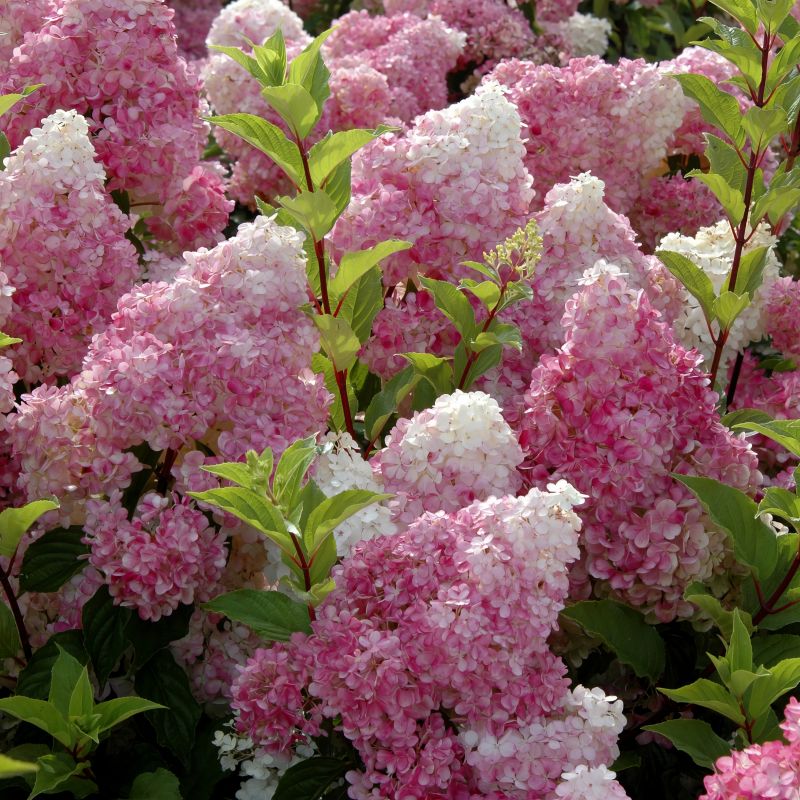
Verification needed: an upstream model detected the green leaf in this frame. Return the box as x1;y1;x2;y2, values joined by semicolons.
728;609;754;674
756;0;795;30
560;599;665;681
660;678;745;723
759;487;800;525
688;170;746;225
643;719;731;768
752;634;800;667
704;134;748;194
261;83;320;139
330;240;412;299
181;717;228;800
313;314;361;371
731;246;769;297
209;45;270;84
402;352;453;397
712;290;750;330
0;85;43;118
67;668;94;721
337;266;382;343
287;30;334;112
126;604;193;671
721;407;773;429
766;35;800;92
708;0;758;33
188;487;292;551
674;474;778;578
0;331;21;348
461;279;502;310
0;599;19;663
250;29;287;86
321;158;351;218
16;632;88;700
744;657;800;718
308;127;395;187
742;106;787;149
201;461;256;490
207;113;305;189
129;769;182;800
278;190;339;239
675;73;745;147
0;500;59;558
18;526;89;593
0;698;74;748
202;589;312;641
656;250;716;321
48;648;85;718
273;436;318;511
418;277;476;339
29;753;94;800
134;651;201;766
82;586;131;686
312;353;358;433
93;696;165;735
735;420;800;458
684;582;752;638
0;753;38;778
472;324;522;352
273;756;352;800
364;366;421;443
304;490;391;551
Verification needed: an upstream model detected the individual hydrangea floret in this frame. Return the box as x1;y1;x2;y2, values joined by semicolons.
0;109;140;383
231;487;624;798
658;220;782;370
373;390;524;523
332;81;535;285
519;267;761;620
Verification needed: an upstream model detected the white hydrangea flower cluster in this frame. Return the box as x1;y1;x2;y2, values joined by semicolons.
555;765;631;799
313;432;397;556
544;12;612;57
205;0;307;47
658;220;782;368
373;390;525;523
214;726;317;800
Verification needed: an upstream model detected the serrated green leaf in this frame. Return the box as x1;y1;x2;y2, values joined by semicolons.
287;30;333;113
560;599;665;681
742;106;787;149
735;420;800;458
330;240;411;299
278;190;339;239
209;45;270;84
688;170;746;225
728;609;754;674
321;158;351;218
207;113;305;189
0;500;59;558
708;0;758;33
642;719;731;768
656;250;716;321
402;352;453;397
304;490;391;551
660;678;745;723
250;29;287;86
713;290;750;329
273;756;352;800
309;127;395;186
261;83;320;139
203;589;311;641
337;266;382;344
273;436;319;511
418;277;476;339
675;73;745;147
744;657;800;718
731;246;769;296
200;461;256;490
0;698;74;748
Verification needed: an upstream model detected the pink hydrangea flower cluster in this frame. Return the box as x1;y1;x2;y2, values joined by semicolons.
519;267;761;620
84;492;227;620
372;390;524;523
332;81;535;286
232;487;629;799
0;109;140;383
485;56;685;213
383;0;536;69
702;697;800;800
0;0;54;61
765;277;800;361
168;0;223;60
1;0;231;252
7;216;331;523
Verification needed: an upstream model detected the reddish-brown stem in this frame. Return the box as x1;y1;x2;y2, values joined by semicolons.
288;532;316;622
156;448;178;496
0;566;32;662
753;545;800;625
456;283;508;391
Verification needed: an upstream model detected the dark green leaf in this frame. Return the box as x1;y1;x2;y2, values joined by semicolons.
364;366;421;443
82;586;131;686
660;678;744;723
128;768;181;800
203;589;312;641
560;599;665;681
337;266;382;344
419;277;476;339
126;604;193;670
642;719;731;768
0;599;20;659
273;757;352;800
19;527;89;593
16;632;87;699
656;250;716;321
29;753;94;800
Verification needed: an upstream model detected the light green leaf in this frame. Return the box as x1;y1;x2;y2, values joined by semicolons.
0;331;21;348
472;324;522;352
642;719;731;768
402;352;453;397
313;314;361;371
418;277;476;339
311;353;358;433
728;609;754;674
660;678;745;723
337;266;382;343
656;250;716;321
684;582;752;638
304;490;392;551
29;753;94;800
744;658;800;718
0;753;38;778
730;246;768;296
273;436;319;511
0;85;43;118
308;126;395;186
201;461;256;490
0;499;59;558
712;290;750;330
461;279;502;310
287;30;334;112
93;696;166;735
321;157;351;217
330;240;412;298
735;420;800;458
250;29;287;86
364;366;421;443
0;698;74;748
203;589;311;641
742;106;787;149
206;113;305;189
759;487;800;525
675;74;745;147
675;474;778;577
278;190;339;239
209;45;270;84
688;170;746;225
721;407;773;429
756;0;795;31
261;83;319;139
560;599;665;681
708;0;758;33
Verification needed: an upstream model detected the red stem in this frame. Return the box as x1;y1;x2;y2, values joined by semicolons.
0;567;32;662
